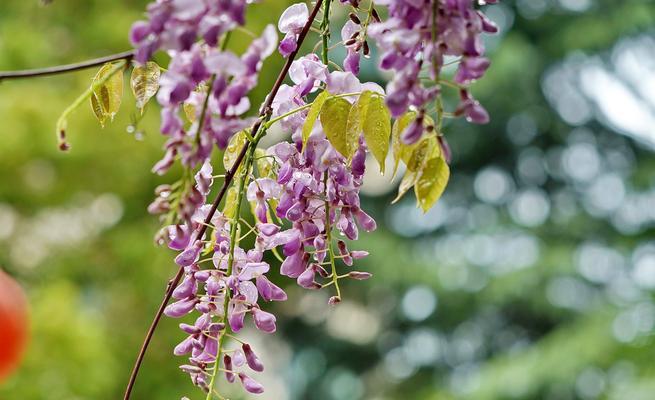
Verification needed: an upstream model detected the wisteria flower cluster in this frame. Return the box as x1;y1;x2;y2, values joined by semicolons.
122;0;499;398
368;0;498;144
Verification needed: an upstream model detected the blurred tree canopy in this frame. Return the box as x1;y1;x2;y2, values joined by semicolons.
1;1;654;399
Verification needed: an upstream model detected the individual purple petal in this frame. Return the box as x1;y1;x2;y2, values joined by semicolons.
167;225;191;251
343;51;361;74
258;223;280;236
242;343;264;372
280;251;306;278
224;354;236;383
175;243;201;267
278;34;298;57
278;3;309;34
326;71;361;95
228;297;248;332
173;336;195;356
194;159;213;195
439;135;452;163
164;297;197;318
232;349;246;367
455;57;490;83
129;21;151;45
252;308;277;333
179;323;200;335
400;118;424;145
239;262;270;281
256;276;288;302
282;233;302;256
239;372;265;394
353;209;377;232
297;266;318;289
172;274;197;300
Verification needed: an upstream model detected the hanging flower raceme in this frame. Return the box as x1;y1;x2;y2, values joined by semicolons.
365;0;498;145
121;0;500;398
130;0;279;175
164;209;287;394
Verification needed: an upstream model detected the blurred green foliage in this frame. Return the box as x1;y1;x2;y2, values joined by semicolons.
1;1;655;400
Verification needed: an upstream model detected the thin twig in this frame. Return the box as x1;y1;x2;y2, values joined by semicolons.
122;1;325;398
0;50;135;81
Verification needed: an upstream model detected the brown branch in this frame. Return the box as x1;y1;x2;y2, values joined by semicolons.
122;1;325;399
0;50;134;81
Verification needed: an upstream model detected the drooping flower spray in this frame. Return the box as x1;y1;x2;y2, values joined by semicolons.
0;0;501;396
125;0;499;398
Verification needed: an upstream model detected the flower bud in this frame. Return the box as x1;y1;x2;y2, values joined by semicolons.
348;271;372;280
328;296;341;306
239;373;264;394
350;250;369;259
371;8;381;22
154;184;172;196
179;323;200;335
224;355;235;383
164;297;197;318
242;343;264;372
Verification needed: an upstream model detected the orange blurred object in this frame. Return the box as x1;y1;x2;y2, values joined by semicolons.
0;269;29;382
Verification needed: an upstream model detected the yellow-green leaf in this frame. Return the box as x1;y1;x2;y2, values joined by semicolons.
302;90;329;147
319;97;352;157
130;61;160;113
223;187;239;219
391;137;441;204
415;157;450;212
391;111;416;176
362;94;391;174
345;91;372;160
90;62;123;124
255;148;273;178
183;102;196;123
90;92;106;127
224;131;247;172
392;168;419;204
406;136;440;172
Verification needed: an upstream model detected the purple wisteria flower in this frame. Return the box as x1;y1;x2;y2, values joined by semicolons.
367;0;498;144
277;3;309;57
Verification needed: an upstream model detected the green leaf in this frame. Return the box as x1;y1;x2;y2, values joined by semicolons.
302;90;329;147
415;156;450;213
362;93;391;174
224;131;247;172
345;91;372;160
130;61;160;113
319;97;352;157
90;62;123;125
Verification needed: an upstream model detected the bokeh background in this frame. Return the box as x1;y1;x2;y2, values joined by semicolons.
1;0;655;399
